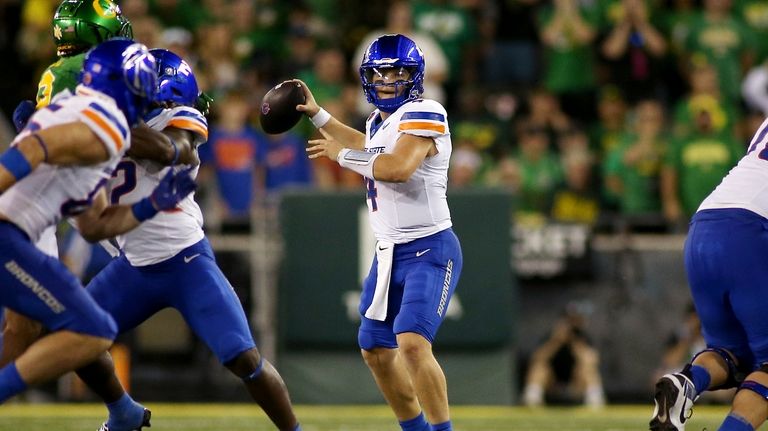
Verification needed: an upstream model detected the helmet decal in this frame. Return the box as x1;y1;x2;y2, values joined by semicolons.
91;0;118;18
122;44;158;98
149;48;200;107
81;39;158;126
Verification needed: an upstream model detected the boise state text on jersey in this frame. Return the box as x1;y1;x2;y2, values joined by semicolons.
364;98;453;244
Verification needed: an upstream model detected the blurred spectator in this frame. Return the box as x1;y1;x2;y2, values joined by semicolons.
538;0;599;124
451;85;505;173
590;85;628;163
684;0;755;104
660;0;697;57
521;303;605;408
603;99;667;230
653;303;704;381
229;0;287;84
550;135;600;226
411;0;479;107
352;0;448;113
449;144;483;188
498;122;563;216
130;15;163;48
659;0;698;103
735;0;768;63
651;303;734;404
120;0;149;19
599;0;668;104
148;0;206;30
255;130;314;200
672;58;737;139
17;0;57;75
196;21;240;96
517;87;573;146
278;5;322;80
480;0;543;88
0;0;34;124
197;88;260;317
661;103;742;229
199;89;259;233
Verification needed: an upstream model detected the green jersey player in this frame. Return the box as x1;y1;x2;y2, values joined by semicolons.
12;0;132;129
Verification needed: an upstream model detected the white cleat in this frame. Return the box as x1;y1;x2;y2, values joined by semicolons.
649;373;697;431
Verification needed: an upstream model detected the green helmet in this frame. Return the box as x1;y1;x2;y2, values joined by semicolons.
52;0;132;57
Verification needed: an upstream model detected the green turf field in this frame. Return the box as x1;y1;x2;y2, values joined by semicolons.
0;403;735;431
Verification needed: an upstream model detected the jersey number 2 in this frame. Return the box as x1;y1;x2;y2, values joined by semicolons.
110;160;137;204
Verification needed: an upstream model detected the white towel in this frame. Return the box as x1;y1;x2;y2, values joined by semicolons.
365;241;394;321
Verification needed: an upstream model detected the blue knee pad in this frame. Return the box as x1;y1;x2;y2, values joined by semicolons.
740;381;768;400
738;363;768;401
692;347;747;390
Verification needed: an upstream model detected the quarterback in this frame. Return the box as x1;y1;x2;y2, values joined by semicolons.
296;33;462;431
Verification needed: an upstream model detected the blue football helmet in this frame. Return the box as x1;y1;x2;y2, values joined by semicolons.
359;34;425;113
149;48;199;108
80;38;158;126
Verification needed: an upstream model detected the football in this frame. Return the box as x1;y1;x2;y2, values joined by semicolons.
259;81;306;134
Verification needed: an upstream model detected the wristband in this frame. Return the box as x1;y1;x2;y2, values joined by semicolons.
31;134;48;162
169;138;179;165
131;197;158;222
337;148;380;180
0;147;32;180
310;108;331;129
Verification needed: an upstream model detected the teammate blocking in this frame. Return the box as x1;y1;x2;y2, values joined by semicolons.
69;49;302;431
0;39;196;405
2;0;137;369
296;33;462;431
649;115;768;431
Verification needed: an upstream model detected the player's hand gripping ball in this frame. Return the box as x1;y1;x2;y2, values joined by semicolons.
259;81;306;134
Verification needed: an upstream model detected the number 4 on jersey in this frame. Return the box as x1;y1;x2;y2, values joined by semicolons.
366;178;378;211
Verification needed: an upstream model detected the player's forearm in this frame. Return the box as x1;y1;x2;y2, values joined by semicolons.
371;153;418;183
77;205;140;242
34;123;110;165
321;117;366;150
0;123;98;191
127;124;178;165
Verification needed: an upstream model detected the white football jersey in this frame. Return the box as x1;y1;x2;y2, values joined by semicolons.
0;86;130;244
363;98;453;243
698;117;768;217
107;106;208;266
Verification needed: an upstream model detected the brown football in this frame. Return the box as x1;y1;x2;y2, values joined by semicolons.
259;81;306;134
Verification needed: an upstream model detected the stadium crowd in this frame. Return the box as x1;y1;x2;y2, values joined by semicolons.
2;0;768;233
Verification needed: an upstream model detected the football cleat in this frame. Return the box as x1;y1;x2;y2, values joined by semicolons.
98;408;151;431
650;373;697;431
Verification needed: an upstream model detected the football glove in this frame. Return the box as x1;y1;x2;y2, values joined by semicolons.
12;100;35;133
131;167;197;221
